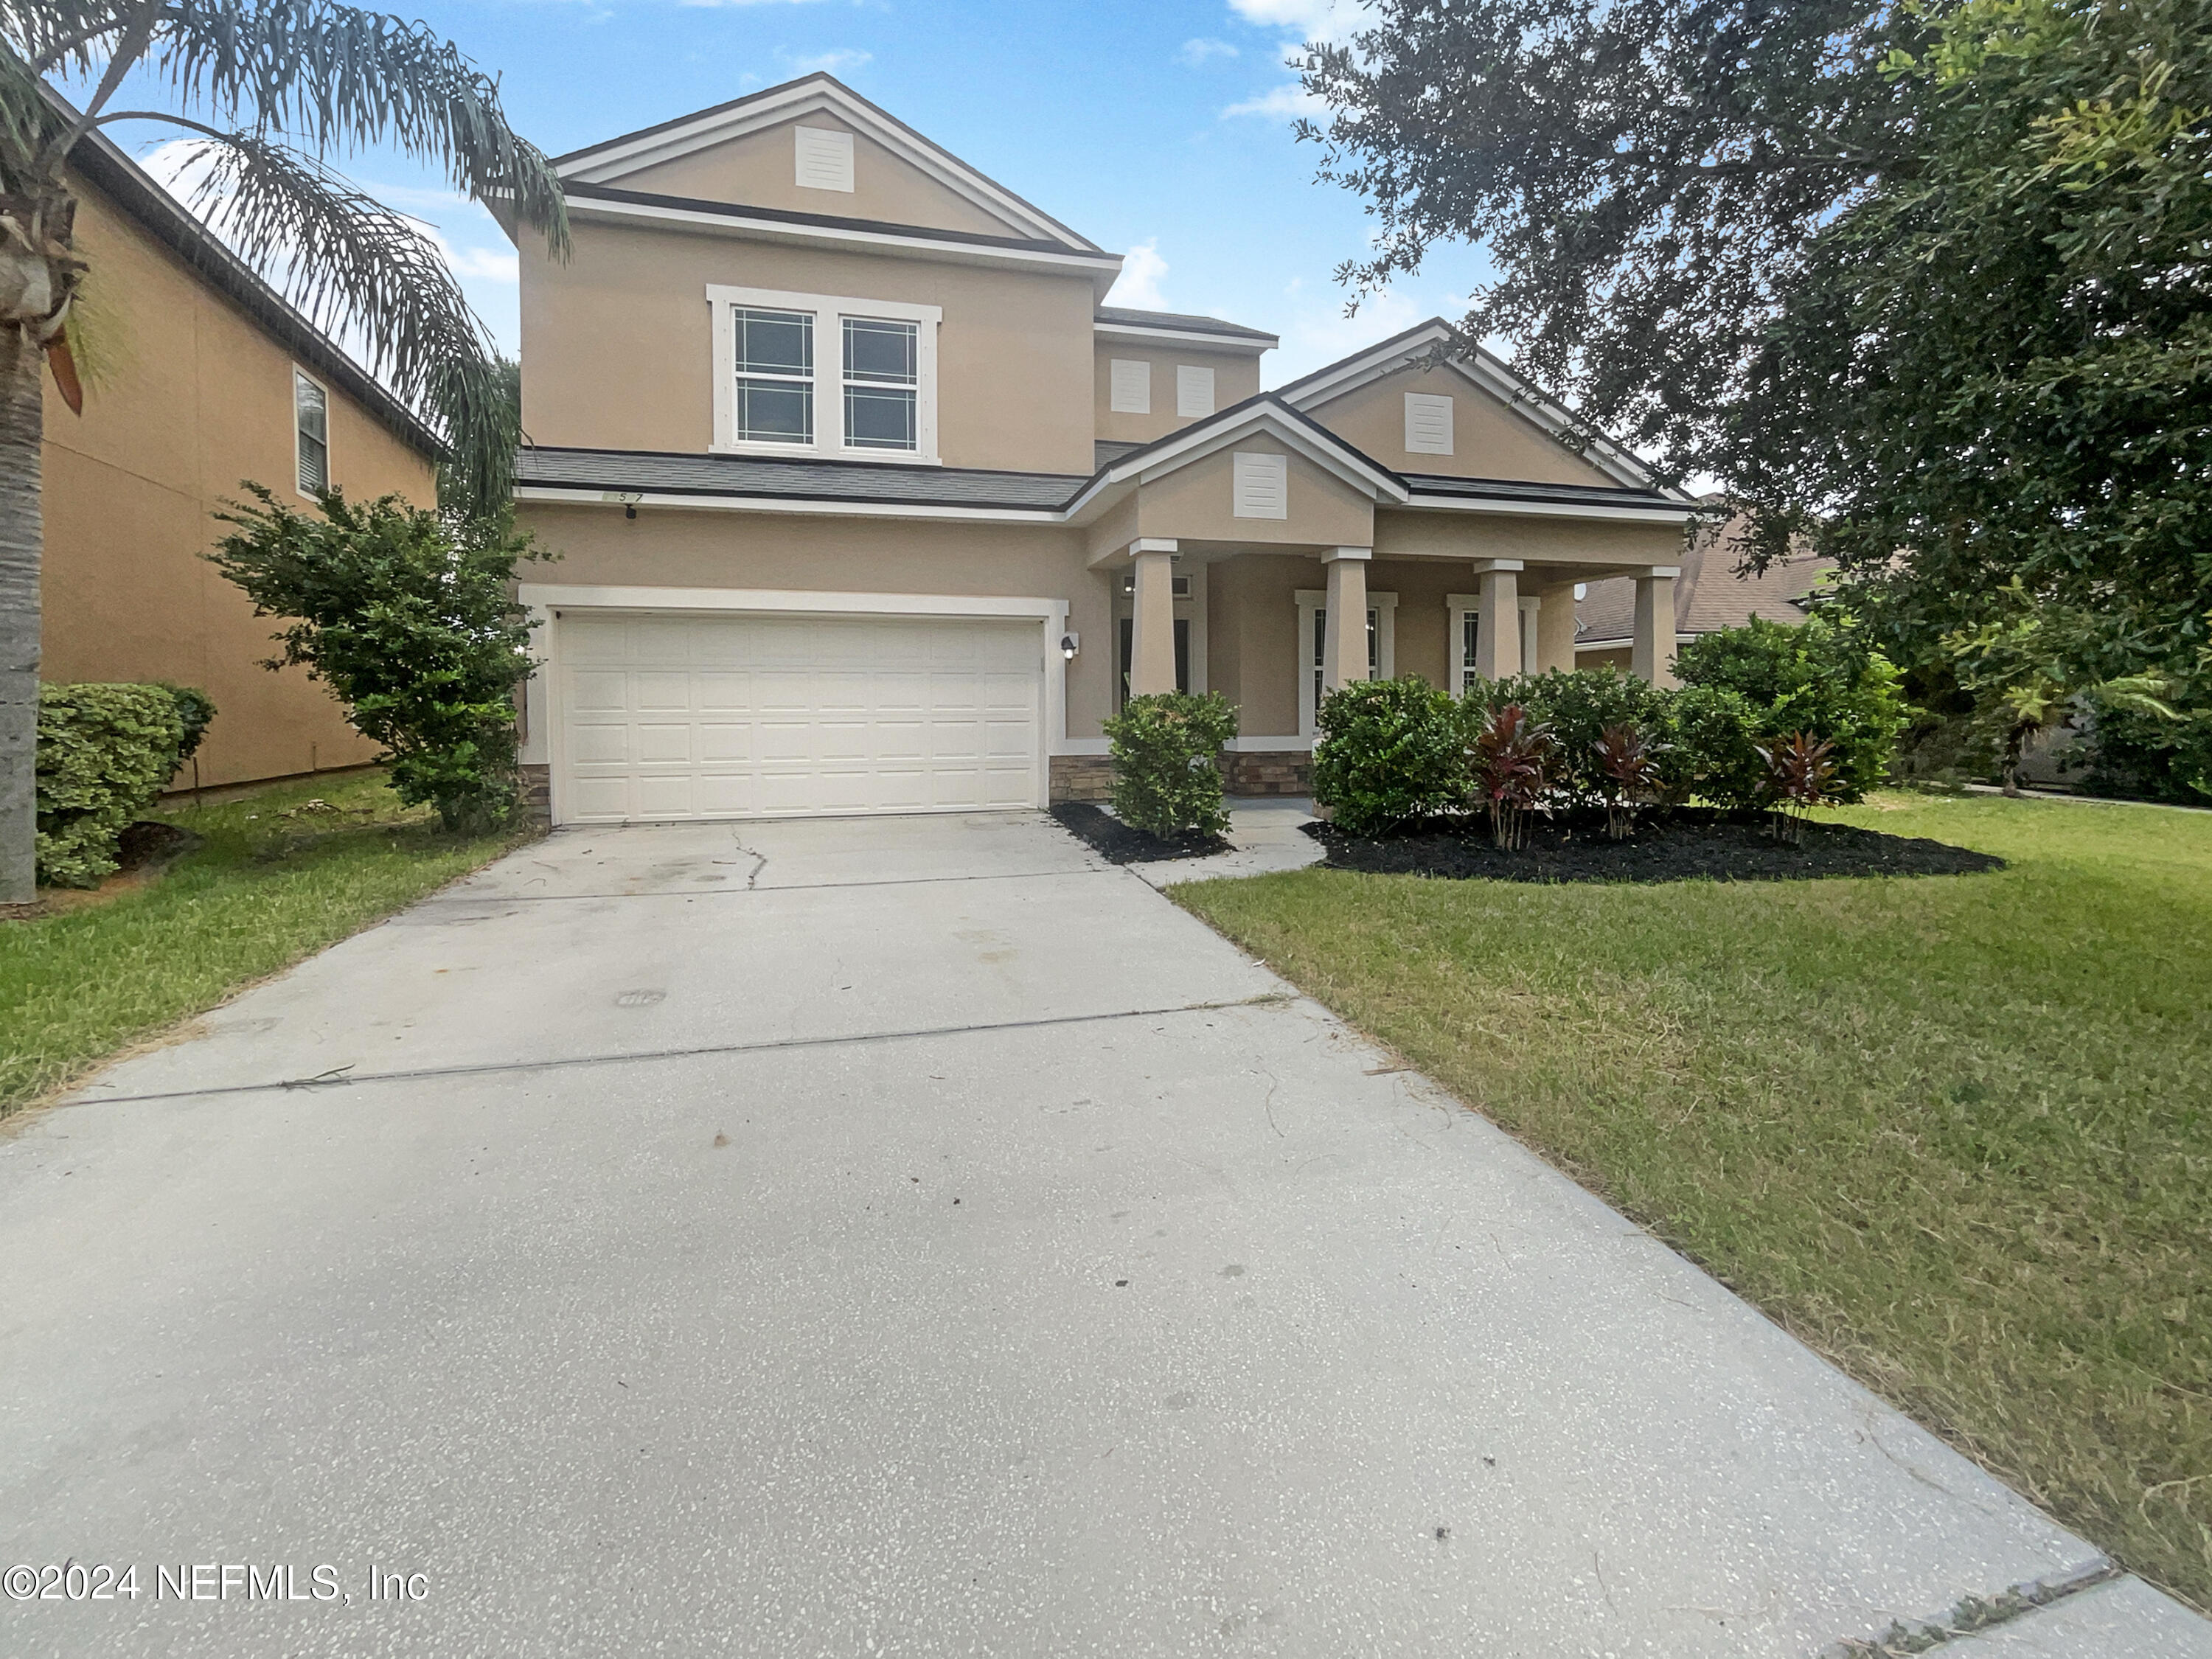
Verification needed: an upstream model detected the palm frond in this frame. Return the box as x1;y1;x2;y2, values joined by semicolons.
178;131;515;512
0;1;133;81
145;0;566;255
0;40;67;181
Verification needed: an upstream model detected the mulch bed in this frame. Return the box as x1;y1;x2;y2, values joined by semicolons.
1305;806;2005;884
1051;801;1231;865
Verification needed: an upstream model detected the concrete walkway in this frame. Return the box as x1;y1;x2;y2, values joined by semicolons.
1;812;2203;1657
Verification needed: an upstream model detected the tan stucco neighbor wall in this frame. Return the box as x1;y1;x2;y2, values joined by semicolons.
1309;364;1620;487
1373;511;1687;569
1093;343;1264;448
515;504;1117;740
40;173;436;790
518;219;1099;476
615;117;1027;238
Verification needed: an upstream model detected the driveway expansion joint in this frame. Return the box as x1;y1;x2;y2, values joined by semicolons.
417;866;1115;905
1820;1557;2121;1656
66;993;1301;1109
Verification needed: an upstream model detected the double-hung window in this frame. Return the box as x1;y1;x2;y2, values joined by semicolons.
709;285;940;462
293;368;329;495
731;307;814;445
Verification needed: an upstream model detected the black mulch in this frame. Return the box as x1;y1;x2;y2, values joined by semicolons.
1305;806;2004;884
1051;801;1231;864
116;820;203;871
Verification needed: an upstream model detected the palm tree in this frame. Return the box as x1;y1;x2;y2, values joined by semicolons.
0;1;568;904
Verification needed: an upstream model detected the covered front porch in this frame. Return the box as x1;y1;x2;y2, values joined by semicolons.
1077;538;1685;798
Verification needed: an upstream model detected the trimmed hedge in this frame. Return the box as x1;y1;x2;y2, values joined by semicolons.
1310;676;1467;835
1104;691;1239;838
1313;621;1906;831
35;682;206;888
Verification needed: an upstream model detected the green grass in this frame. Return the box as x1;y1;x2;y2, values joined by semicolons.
1176;794;2212;1610
1;771;533;1114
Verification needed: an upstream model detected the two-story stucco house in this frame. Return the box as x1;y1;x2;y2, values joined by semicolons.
509;73;1701;826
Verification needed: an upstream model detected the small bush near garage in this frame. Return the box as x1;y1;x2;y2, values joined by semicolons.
1311;676;1467;835
35;682;204;888
1104;690;1239;838
210;487;546;832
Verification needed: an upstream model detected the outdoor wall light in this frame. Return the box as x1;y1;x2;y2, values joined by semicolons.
1060;633;1080;661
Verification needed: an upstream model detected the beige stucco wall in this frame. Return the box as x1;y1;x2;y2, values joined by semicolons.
1206;554;1314;739
614;116;1029;238
515;504;1117;740
1308;364;1619;486
41;173;437;790
519;218;1099;476
1093;343;1265;447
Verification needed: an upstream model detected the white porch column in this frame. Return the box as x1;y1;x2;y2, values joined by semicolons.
1473;560;1523;681
1631;566;1681;688
1128;538;1179;696
1321;546;1371;690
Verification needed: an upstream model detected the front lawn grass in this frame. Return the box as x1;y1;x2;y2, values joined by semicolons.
1176;794;2212;1610
1;771;534;1115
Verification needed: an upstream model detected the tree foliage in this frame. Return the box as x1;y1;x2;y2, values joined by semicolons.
209;486;544;830
1298;0;2212;757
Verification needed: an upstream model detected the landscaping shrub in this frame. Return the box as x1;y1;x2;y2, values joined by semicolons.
34;683;189;888
1469;702;1557;849
2079;696;2212;805
157;683;218;767
1658;684;1770;810
1103;690;1239;838
1311;676;1467;835
1674;615;1907;801
210;487;546;832
1485;667;1672;807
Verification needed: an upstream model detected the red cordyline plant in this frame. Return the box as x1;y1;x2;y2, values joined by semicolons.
1756;731;1839;845
1593;722;1662;841
1470;703;1557;850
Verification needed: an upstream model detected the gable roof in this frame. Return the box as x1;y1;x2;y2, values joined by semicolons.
1279;318;1685;498
552;73;1099;254
51;91;439;459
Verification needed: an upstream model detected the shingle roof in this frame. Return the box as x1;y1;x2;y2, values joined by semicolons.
1094;306;1279;344
515;446;1086;510
1576;512;1832;645
1403;472;1686;513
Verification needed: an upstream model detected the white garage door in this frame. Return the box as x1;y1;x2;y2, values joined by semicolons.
554;610;1043;824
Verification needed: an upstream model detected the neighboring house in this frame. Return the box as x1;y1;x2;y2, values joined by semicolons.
1576;509;1832;669
39;108;441;790
508;73;1704;822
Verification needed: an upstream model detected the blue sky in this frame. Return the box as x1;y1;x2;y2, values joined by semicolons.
78;0;1495;387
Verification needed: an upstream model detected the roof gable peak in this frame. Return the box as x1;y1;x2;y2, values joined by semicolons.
553;73;1098;253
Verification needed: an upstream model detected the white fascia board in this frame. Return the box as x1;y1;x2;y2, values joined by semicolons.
564;196;1122;282
1277;321;1458;410
513;484;1065;525
1399;493;1699;526
559;81;1095;252
1092;321;1276;353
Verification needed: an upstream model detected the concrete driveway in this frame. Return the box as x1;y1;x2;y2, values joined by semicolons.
1;811;2203;1657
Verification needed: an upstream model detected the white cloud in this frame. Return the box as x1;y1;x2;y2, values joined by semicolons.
1105;239;1169;310
1270;289;1431;383
1227;0;1373;43
1221;83;1324;120
782;47;871;73
1177;37;1239;66
442;243;521;282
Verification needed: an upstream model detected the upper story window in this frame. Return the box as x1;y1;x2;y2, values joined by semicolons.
709;285;940;463
293;368;329;495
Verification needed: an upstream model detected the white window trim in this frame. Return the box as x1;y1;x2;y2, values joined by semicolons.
1446;591;1543;695
1295;588;1397;739
708;284;942;465
291;364;330;501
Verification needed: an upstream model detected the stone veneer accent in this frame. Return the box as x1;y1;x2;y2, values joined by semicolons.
517;762;552;824
1048;754;1115;804
1222;749;1312;796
